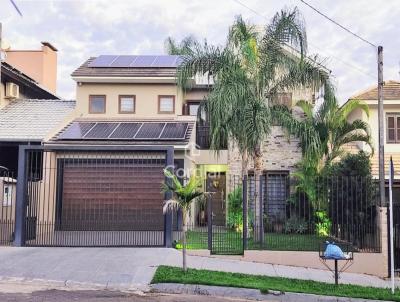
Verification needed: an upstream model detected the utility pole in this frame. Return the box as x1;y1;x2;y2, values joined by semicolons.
378;46;385;206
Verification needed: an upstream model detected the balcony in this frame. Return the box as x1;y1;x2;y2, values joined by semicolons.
196;124;227;150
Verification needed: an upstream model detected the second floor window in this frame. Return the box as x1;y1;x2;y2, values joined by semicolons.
387;113;400;143
158;95;175;114
119;95;135;113
89;95;106;113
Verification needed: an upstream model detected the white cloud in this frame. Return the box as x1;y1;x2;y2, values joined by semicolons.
1;0;399;103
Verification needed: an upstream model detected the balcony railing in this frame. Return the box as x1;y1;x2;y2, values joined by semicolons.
196;124;227;150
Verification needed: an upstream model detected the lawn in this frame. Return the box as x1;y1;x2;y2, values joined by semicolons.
152;266;400;301
174;229;325;251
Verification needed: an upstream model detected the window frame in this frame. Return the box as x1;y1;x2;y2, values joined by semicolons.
89;95;106;114
118;95;136;114
158;95;175;114
185;100;201;116
386;113;400;143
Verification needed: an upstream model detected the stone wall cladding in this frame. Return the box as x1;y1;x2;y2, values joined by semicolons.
227;126;302;177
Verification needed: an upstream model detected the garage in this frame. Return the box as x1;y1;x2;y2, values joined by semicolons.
59;158;165;232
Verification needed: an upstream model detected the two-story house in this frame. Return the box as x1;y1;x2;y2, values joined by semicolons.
11;53;318;248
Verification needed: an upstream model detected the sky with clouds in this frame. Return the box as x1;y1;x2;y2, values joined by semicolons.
1;0;399;102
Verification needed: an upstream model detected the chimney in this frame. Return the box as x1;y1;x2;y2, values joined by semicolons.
5;42;58;94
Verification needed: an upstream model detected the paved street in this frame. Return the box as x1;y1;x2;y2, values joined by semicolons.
0;290;255;302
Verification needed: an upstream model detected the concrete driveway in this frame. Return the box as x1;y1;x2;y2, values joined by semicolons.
0;247;182;291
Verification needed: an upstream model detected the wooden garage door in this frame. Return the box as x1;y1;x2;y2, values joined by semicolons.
59;159;165;231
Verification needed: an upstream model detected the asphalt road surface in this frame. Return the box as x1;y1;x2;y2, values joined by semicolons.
0;289;259;301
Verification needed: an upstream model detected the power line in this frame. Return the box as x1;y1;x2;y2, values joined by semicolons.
231;0;376;79
299;0;377;48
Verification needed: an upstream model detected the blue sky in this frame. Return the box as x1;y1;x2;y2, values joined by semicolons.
1;0;399;102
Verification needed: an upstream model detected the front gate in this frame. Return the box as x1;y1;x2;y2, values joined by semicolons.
15;145;174;247
210;174;244;255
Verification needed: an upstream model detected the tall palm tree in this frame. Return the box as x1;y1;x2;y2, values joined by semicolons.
176;9;327;181
162;169;204;272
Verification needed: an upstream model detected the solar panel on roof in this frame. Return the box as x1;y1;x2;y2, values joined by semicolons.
130;55;158;67
153;55;179;67
84;123;119;138
88;55;118;67
160;123;188;139
58;122;95;139
109;123;142;139
135;123;165;139
111;55;137;67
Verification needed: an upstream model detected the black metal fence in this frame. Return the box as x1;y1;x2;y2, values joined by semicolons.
0;169;16;246
17;148;172;247
172;174;382;254
247;174;381;253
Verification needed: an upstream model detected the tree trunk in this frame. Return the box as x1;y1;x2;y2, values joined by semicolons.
254;144;263;242
182;209;188;272
241;150;249;179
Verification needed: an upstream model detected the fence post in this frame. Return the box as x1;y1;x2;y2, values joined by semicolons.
207;193;212;250
259;175;264;248
164;147;174;248
14;145;27;247
243;175;248;250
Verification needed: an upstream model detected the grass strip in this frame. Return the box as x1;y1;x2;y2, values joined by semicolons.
152;266;400;301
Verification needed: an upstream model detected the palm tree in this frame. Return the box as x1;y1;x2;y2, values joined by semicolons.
280;83;373;174
164;36;197;55
278;83;373;233
176;9;327;181
162;169;204;272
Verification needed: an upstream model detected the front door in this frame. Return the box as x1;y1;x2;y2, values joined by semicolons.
206;172;226;226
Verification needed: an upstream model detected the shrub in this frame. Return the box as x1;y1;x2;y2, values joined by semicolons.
226;186;243;231
284;216;308;234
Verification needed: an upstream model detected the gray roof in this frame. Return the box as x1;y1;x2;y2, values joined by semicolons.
71;57;177;78
0;99;76;141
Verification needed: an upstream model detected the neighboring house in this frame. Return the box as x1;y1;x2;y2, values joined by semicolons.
0;42;73;176
4;42;58;94
347;80;400;198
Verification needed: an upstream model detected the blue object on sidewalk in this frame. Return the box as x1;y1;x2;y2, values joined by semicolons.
324;241;345;260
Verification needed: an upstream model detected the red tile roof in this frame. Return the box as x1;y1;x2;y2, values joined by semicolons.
350;81;400;100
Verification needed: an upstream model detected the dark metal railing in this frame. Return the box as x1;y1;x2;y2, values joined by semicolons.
0;169;16;246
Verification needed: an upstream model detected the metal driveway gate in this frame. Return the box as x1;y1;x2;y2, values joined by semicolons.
14;145;174;247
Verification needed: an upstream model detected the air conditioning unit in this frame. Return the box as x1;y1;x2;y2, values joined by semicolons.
5;82;19;99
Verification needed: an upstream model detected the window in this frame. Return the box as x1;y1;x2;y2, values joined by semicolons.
188;103;200;116
264;172;288;219
3;185;12;206
158;95;175;114
119;95;135;113
89;95;106;113
387;113;400;143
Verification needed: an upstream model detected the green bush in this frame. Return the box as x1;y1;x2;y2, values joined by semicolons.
226;186;243;231
284;216;308;234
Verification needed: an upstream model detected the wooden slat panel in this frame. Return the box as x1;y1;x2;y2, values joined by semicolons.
61;161;165;231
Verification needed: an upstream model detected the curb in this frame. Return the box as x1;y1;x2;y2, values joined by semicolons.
151;283;390;302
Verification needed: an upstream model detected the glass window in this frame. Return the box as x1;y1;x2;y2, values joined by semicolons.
387;114;400;143
188;103;200;116
158;96;175;113
119;95;135;113
89;95;106;113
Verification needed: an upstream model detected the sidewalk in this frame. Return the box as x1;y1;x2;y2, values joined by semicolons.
0;247;396;292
